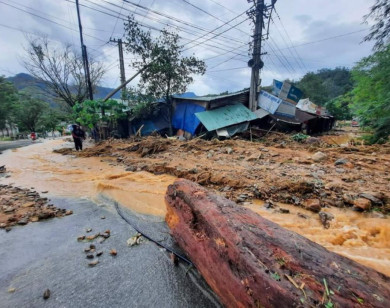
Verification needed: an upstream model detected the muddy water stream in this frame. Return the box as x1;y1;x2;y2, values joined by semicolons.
1;139;389;277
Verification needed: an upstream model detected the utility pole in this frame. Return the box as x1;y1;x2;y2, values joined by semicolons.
75;0;93;101
247;0;277;111
109;38;127;100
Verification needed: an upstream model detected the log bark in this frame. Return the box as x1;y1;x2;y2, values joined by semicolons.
165;179;390;308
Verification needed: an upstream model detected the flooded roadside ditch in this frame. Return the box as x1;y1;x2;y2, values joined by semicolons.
1;138;389;277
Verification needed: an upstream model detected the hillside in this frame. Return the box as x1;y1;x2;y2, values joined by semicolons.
6;73;121;108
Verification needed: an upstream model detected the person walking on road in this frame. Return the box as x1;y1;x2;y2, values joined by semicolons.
71;124;85;151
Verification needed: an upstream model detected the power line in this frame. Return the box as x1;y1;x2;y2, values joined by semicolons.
70;0;250;58
180;0;251;37
0;1;107;43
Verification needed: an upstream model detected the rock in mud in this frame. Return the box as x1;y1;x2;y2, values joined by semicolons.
96;251;103;257
226;147;233;154
318;211;334;229
110;249;117;256
303;199;321;213
312;151;327;162
43;289;51;300
334;158;348;166
17;218;28;225
353;198;372;211
86;254;94;259
359;193;383;205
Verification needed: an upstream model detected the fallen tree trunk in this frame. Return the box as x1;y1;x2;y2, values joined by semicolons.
165;179;390;308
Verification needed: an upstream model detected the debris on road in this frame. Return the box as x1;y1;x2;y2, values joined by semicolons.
43;289;51;300
127;233;142;246
88;260;99;267
0;184;72;231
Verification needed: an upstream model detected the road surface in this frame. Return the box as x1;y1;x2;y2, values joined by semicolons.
0;140;34;152
0;196;220;307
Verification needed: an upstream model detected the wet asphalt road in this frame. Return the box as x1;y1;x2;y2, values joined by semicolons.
0;140;34;152
0;197;221;308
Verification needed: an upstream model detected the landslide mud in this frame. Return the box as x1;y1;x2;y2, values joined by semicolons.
75;134;390;213
1;134;390;277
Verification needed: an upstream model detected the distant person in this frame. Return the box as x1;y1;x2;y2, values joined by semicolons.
71;125;86;151
30;132;36;141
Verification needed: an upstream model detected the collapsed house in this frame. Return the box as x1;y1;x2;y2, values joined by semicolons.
127;80;334;138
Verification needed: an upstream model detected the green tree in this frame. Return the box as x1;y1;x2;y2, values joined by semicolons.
325;92;353;121
38;109;65;136
352;44;390;142
124;16;206;135
364;0;390;50
73;99;127;129
14;92;49;132
296;68;353;105
0;76;18;130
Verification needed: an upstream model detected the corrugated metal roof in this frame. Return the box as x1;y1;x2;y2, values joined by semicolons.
175;90;249;102
195;104;257;131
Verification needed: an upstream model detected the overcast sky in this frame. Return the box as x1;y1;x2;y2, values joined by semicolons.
0;0;375;96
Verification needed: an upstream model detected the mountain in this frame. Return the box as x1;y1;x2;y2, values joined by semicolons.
6;73;121;108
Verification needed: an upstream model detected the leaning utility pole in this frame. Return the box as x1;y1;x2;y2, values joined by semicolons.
109;38;127;100
75;0;93;101
247;0;277;111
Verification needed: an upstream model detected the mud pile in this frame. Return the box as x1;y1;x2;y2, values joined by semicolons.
0;184;72;231
62;134;390;214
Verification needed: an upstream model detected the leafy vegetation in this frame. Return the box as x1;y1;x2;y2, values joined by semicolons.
72;99;127;129
352;44;390;143
291;133;309;142
325;92;353;121
124;16;206;134
0;76;18;130
364;0;390;50
295;67;353;105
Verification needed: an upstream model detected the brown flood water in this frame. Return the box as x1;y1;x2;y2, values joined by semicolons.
1;139;389;276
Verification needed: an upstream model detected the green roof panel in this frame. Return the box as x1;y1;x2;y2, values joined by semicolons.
195;104;257;131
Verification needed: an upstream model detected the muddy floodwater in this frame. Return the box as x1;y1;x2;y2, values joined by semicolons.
1;138;389;277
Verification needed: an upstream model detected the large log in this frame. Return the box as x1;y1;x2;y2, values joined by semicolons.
165;179;390;308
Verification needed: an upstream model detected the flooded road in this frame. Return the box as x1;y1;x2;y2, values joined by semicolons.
0;139;175;216
1;138;389;277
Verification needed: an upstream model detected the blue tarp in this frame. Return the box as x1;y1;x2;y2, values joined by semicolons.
172;102;205;134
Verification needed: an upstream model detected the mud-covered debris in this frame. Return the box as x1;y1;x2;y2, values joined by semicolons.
353;198;372;211
319;212;334;229
43;289;51;300
170;253;179;266
88;260;99;266
86;234;99;241
297;213;309;219
312;152;327;162
0;165;6;173
86;228;92;233
359;193;383;205
127;233;142;246
110;249;117;256
77;235;86;241
335;158;348;166
303;199;322;213
90;244;96;249
84;247;91;253
65;210;73;216
279;208;290;214
8;288;16;293
86;254;94;259
100;216;106;220
96;251;103;257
